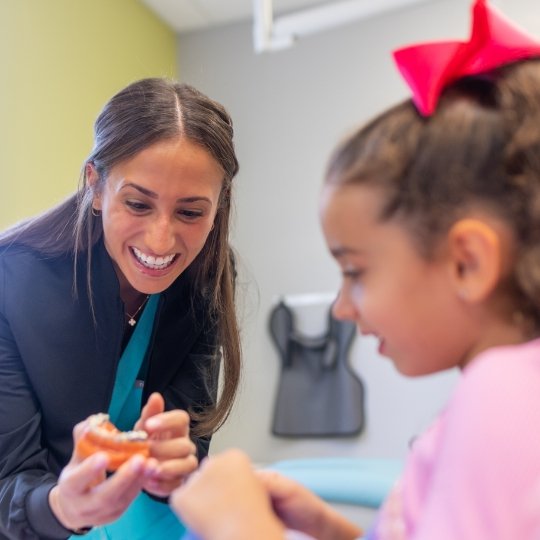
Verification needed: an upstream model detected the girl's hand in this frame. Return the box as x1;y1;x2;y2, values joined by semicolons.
170;449;286;540
135;392;199;497
257;470;363;540
49;420;148;531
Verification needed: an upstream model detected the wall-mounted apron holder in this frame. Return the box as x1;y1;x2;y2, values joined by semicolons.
269;300;365;437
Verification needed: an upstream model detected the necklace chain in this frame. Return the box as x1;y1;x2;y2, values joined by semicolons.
126;295;150;327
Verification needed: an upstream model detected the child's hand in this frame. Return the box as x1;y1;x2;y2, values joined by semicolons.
257;469;363;540
135;392;199;497
170;449;286;540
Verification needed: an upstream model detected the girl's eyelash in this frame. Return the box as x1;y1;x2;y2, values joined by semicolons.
343;269;365;280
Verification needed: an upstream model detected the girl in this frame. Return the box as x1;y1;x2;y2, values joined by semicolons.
0;78;241;538
170;1;540;538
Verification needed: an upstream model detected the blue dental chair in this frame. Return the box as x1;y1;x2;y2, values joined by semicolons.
266;456;401;509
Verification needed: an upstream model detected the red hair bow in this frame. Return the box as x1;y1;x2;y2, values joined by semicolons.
393;0;540;116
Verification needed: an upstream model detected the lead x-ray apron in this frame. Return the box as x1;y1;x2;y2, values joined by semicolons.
72;294;186;540
269;300;365;437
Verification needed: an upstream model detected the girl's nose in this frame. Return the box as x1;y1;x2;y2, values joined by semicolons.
332;287;358;322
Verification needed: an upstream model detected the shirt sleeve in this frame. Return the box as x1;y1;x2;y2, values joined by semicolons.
413;349;540;539
0;263;71;539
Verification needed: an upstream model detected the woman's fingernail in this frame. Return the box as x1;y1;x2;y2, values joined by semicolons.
92;452;108;469
145;464;160;477
131;455;145;472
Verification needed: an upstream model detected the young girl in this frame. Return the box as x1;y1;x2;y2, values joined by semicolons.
170;1;540;538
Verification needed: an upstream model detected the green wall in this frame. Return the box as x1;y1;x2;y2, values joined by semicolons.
0;0;176;229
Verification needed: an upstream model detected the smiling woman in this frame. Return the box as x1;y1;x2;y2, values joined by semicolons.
0;78;241;539
88;137;224;308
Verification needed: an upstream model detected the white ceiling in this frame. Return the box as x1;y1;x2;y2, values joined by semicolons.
141;0;328;34
140;0;540;46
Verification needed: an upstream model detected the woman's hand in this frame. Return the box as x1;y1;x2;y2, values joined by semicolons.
257;469;362;540
170;449;286;540
134;392;199;497
49;420;149;531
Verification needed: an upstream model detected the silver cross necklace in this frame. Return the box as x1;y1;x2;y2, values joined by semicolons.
126;295;150;326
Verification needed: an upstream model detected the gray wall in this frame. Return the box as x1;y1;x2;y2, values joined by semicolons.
177;0;535;464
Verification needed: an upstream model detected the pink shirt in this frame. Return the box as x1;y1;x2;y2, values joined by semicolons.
368;339;540;539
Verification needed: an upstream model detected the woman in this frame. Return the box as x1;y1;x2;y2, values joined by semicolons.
0;78;241;539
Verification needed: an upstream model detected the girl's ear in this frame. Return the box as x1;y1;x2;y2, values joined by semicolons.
447;219;503;303
86;162;102;211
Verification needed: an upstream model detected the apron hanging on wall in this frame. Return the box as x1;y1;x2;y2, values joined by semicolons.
269;300;365;437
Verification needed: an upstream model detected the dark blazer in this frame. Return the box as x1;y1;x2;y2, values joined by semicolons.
0;239;220;539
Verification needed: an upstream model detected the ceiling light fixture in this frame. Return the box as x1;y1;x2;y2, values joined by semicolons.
253;0;438;53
